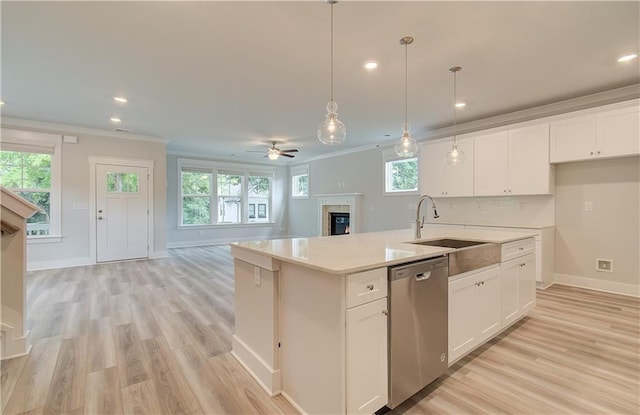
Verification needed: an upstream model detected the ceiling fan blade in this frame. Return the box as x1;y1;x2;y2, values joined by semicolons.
279;149;299;153
280;153;295;158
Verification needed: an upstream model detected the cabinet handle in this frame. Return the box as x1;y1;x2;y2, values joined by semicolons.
366;284;374;291
590;151;594;155
382;310;388;316
519;247;524;251
597;150;601;155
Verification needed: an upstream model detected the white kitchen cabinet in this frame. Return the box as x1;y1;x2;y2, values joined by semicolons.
420;138;474;197
474;123;553;196
346;297;388;415
501;247;536;329
448;265;501;364
550;103;640;163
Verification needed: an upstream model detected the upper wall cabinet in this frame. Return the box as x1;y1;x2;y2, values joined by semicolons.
474;123;554;196
550;104;640;163
420;138;474;197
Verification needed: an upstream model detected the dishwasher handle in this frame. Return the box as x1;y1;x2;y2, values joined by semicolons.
415;271;431;281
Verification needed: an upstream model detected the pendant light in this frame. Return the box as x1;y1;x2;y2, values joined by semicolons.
317;0;346;145
445;66;465;165
395;37;418;158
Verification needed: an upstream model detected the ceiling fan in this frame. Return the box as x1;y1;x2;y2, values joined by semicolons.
250;141;299;160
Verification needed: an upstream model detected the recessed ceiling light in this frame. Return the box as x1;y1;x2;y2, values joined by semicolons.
617;53;638;63
110;117;121;123
113;96;128;103
364;61;378;70
455;102;466;108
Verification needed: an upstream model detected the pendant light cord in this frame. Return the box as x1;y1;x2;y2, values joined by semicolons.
404;42;408;126
330;2;334;102
452;69;457;145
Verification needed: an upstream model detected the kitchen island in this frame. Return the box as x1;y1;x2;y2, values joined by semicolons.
230;227;537;414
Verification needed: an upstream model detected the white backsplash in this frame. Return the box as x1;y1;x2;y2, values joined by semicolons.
426;195;555;228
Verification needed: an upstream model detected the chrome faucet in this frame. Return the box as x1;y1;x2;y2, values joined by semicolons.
415;194;439;240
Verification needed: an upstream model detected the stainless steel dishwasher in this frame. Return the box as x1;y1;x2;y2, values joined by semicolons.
388;256;448;409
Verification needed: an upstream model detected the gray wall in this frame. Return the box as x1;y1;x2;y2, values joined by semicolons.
289;148;418;237
166;154;289;247
555;157;640;289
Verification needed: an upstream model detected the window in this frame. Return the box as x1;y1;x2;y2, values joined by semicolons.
0;129;62;238
291;164;309;198
248;175;271;222
385;157;418;194
178;159;274;226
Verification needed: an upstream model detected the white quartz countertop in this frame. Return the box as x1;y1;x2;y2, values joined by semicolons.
230;227;538;275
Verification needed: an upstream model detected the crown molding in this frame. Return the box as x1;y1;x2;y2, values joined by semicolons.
419;84;640;142
0;117;169;144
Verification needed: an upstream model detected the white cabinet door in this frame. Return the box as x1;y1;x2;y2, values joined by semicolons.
346;297;388;415
449;273;479;363
518;254;536;313
474;131;509;196
449;266;501;364
500;259;521;328
549;115;597;163
475;268;502;343
597;106;640;158
508;123;553;195
420;138;474;197
420;141;448;197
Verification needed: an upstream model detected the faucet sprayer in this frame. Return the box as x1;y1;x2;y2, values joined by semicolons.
415;194;439;240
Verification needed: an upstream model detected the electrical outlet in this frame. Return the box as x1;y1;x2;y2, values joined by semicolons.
584;202;593;212
254;267;261;286
596;258;613;272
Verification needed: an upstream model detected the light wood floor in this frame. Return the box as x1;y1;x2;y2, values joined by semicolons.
2;245;639;415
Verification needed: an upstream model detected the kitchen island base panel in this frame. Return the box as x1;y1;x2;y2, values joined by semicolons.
231;336;281;396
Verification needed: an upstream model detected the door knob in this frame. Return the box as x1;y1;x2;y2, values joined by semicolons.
98;209;103;213
97;216;103;220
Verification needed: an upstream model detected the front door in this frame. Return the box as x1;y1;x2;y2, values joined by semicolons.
96;164;149;262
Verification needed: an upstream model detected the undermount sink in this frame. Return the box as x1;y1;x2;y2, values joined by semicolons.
411;238;487;249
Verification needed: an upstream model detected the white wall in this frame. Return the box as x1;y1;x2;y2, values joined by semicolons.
1;122;167;270
554;157;640;295
165;154;289;247
289;148;419;237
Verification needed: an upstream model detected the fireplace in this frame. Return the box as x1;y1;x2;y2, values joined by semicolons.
330;212;350;235
318;194;362;236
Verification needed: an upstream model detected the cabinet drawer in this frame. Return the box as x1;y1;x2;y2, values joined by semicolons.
501;238;535;262
346;268;387;308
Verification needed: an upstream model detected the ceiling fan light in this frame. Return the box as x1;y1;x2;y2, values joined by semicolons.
267;149;280;160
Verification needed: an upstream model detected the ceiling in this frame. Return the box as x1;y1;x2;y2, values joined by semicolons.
1;1;639;163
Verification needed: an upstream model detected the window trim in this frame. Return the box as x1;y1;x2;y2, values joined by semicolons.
290;164;309;199
0;128;62;241
177;158;274;228
383;153;419;196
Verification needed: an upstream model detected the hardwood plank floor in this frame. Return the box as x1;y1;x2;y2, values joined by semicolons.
2;245;638;414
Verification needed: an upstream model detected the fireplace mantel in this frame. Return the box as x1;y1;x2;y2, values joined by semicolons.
317;193;363;236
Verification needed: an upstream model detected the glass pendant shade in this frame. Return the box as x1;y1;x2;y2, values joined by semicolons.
446;66;465;165
395;122;418;158
318;0;346;146
318;100;346;145
395;36;417;158
445;143;465;165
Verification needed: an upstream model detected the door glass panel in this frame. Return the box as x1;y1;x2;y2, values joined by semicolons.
107;172;139;192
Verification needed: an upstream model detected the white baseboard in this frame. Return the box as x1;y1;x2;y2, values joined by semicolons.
554;273;640;297
231;335;281;396
27;256;93;271
281;391;308;415
1;328;31;360
150;250;169;259
167;234;290;249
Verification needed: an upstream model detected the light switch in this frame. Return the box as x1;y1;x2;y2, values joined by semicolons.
584;202;593;212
